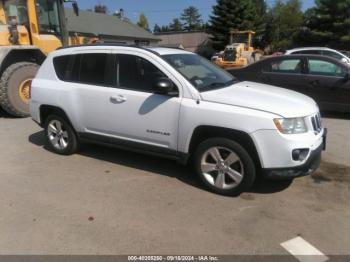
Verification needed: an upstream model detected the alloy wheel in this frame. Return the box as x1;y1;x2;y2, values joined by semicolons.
47;119;69;150
200;146;244;190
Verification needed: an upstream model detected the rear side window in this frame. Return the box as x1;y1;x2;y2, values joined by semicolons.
53;53;114;86
263;59;303;74
80;53;111;86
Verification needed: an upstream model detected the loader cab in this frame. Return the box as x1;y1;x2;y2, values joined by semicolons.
1;0;74;54
0;0;79;118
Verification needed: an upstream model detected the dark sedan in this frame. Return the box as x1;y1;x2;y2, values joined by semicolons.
228;55;350;113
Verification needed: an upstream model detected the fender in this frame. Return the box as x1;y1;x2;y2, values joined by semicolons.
0;46;46;74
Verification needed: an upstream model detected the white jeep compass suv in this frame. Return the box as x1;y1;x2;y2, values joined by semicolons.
29;45;326;196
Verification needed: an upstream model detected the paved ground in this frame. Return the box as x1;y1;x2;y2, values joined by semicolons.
0;110;349;255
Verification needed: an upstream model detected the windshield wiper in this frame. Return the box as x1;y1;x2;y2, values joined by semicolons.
202;79;237;90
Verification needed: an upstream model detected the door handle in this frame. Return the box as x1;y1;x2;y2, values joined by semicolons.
309;80;320;87
110;95;127;103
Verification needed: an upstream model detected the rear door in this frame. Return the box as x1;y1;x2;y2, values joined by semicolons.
259;57;307;92
56;50;115;134
305;58;350;111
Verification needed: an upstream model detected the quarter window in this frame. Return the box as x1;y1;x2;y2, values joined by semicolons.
308;59;345;77
53;55;73;81
264;59;303;74
117;54;167;92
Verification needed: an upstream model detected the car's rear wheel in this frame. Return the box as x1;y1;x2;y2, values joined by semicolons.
44;115;79;155
194;138;256;196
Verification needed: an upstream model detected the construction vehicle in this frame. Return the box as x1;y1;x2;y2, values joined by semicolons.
0;0;83;117
213;30;262;69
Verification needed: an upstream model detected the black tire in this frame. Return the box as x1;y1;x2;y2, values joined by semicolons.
0;62;39;117
193;138;256;196
44;115;79;155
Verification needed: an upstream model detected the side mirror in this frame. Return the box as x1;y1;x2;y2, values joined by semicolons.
72;2;79;16
154;78;175;95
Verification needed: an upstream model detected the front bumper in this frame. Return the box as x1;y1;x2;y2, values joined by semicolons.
263;128;327;180
250;124;327;179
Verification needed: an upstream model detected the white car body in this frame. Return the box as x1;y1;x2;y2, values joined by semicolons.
30;45;325;180
286;47;350;65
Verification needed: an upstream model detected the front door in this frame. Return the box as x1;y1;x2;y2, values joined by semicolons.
306;58;350;111
106;53;182;151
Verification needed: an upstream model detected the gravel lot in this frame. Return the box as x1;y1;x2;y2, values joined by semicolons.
0;110;349;255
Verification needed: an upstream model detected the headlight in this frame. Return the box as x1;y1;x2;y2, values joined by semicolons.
273;117;307;134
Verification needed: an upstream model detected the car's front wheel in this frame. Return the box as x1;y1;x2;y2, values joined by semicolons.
194;138;256;196
44;115;79;155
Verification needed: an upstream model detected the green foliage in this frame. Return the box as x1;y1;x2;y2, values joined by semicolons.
209;0;261;50
265;0;304;51
137;13;150;31
181;6;203;31
196;40;216;59
160;25;170;32
153;24;161;33
169;18;183;31
300;0;350;50
94;4;108;14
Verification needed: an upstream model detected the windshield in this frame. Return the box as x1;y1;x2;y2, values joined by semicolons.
162;54;237;91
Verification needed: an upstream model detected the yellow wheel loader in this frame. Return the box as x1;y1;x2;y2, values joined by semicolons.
214;30;263;69
0;0;82;117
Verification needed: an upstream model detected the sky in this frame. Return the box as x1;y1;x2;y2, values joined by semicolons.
73;0;315;29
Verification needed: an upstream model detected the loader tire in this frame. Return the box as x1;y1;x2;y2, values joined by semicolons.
0;62;39;117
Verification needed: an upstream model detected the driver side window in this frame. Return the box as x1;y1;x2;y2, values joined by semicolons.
117;54;172;93
308;59;345;77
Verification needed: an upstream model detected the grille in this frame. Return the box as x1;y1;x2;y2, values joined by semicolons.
311;113;322;134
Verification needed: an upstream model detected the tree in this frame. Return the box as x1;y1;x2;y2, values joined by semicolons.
161;25;170;32
94;4;108;14
209;0;259;50
180;6;202;31
153;24;161;33
265;0;304;51
299;0;350;50
169;18;183;31
251;0;269;48
137;13;150;31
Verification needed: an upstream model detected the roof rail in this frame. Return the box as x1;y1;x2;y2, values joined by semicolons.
56;43;162;56
57;42;140;50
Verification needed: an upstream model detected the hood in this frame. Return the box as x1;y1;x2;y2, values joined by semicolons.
200;81;318;118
